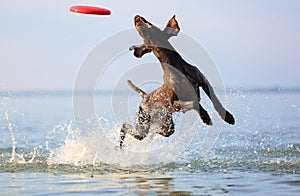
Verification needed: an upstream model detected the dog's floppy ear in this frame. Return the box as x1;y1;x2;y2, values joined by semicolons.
163;15;180;38
129;44;152;58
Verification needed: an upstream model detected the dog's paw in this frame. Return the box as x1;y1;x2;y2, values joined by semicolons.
129;44;151;58
224;111;235;125
199;105;213;125
202;116;213;126
200;111;213;126
129;46;134;51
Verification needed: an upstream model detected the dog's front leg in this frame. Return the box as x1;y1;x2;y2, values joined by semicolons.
173;100;197;113
129;44;152;58
174;100;212;125
198;103;212;125
201;78;235;125
188;67;234;125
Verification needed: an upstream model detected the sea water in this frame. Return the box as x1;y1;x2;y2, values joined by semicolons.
0;89;299;195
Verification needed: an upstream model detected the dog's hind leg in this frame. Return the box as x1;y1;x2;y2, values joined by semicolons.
119;122;150;149
119;106;151;148
120;123;132;148
157;114;175;137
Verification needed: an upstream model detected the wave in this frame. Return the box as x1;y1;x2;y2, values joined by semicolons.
1;146;299;175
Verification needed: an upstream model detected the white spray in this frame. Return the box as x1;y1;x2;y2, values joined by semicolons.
4;111;37;164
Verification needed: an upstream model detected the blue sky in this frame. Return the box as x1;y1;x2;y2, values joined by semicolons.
1;0;299;90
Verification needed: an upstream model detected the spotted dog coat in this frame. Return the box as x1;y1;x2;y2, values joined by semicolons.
120;80;195;148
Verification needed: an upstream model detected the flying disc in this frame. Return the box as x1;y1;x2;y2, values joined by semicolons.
70;5;111;15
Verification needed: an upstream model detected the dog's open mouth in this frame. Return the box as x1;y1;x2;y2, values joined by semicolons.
134;15;152;28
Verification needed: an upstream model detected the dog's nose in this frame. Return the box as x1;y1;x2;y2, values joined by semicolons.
134;15;141;23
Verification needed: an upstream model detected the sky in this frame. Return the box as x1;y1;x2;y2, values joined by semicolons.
1;0;300;91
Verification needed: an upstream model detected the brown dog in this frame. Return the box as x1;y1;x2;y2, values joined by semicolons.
120;80;196;148
119;15;235;148
130;15;235;125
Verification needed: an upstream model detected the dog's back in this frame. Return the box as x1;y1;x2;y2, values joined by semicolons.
141;85;177;112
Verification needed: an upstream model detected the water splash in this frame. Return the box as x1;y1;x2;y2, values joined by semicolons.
0;90;298;175
47;122;88;165
4;111;37;164
4;111;17;163
46;113;202;167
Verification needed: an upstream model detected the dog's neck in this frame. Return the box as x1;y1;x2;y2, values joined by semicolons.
147;42;184;70
147;43;191;92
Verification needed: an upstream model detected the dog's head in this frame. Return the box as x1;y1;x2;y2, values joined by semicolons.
132;15;180;57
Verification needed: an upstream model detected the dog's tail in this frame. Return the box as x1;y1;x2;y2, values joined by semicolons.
127;80;146;97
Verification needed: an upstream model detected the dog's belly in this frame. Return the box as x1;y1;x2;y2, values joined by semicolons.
163;69;198;101
164;78;198;101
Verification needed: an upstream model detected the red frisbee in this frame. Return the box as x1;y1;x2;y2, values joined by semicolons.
70;5;111;15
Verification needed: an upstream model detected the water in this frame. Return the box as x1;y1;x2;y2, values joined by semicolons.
0;89;299;195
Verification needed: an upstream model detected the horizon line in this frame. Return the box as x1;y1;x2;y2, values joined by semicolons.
1;86;300;97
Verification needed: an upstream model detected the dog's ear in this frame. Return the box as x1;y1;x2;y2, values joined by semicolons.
163;15;180;38
129;44;152;58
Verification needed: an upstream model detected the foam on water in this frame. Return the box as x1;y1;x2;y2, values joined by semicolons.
46;114;201;167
